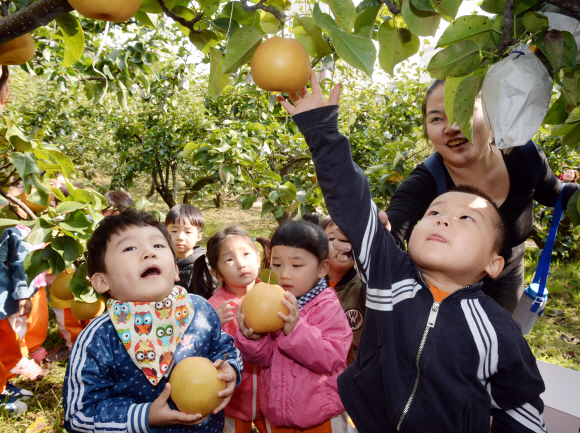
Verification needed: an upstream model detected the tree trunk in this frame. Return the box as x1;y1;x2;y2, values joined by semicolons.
171;162;178;205
213;192;222;208
152;165;176;209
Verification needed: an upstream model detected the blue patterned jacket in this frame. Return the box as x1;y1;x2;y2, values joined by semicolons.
0;226;35;321
63;294;243;433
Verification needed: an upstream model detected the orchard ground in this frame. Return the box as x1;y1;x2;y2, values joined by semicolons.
0;190;578;432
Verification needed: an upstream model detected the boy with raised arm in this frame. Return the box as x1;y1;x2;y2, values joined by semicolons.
277;72;546;433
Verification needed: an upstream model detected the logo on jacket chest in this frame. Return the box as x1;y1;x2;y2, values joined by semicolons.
345;309;364;331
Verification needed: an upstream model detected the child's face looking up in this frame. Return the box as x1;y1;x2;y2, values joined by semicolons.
91;225;179;302
214;235;260;293
166;220;203;259
271;245;329;298
408;192;504;287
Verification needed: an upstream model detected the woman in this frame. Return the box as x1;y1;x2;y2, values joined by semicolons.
384;79;579;313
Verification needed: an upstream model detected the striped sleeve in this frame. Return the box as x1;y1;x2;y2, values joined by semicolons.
63;314;152;433
461;299;546;433
294;106;416;308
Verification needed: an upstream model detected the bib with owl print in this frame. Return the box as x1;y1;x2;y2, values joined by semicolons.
106;286;193;386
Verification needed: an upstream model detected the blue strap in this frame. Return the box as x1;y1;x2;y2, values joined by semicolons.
529;184;567;313
423;154;447;196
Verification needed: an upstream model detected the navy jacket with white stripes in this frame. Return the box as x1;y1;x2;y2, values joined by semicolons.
63;294;243;433
294;106;546;433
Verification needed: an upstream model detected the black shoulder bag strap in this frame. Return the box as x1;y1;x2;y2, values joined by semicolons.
423;153;447;196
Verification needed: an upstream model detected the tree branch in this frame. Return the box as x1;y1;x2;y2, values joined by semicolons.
0;188;37;220
379;0;400;15
0;0;72;46
240;0;286;22
154;0;203;34
497;0;517;56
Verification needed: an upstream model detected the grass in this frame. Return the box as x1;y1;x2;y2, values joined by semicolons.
1;193;578;432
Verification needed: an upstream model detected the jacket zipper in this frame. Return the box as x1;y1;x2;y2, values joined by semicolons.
396;273;469;431
396;299;440;431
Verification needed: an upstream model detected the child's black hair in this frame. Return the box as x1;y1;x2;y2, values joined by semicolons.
165;204;204;230
87;208;175;278
104;190;135;208
193;226;270;298
270;220;328;264
318;215;336;231
448;185;507;255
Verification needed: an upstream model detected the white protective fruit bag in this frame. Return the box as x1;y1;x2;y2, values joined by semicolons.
481;44;553;151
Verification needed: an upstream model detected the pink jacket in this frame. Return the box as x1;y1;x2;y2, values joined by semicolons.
236;288;352;428
209;285;264;422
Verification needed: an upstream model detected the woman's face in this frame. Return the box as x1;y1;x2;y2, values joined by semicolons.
425;84;492;169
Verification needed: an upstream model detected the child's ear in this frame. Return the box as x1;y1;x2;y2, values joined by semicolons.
197;231;202;242
317;259;330;278
91;273;110;296
484;254;505;279
174;264;180;282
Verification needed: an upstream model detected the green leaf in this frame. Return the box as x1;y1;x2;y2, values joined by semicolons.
52;235;81;264
536;30;578;73
259;268;278;284
401;0;440;37
0;218;31;228
562;123;580;148
565;106;580;124
427;40;482;80
377;17;420;76
221;2;261;26
444;76;463;126
24;249;50;286
56;13;85;68
514;0;540;16
27;217;53;245
261;200;276;216
259;9;283;34
522;11;549;33
209;48;230;99
70;262;90;299
410;0;436;12
436;15;494;48
453;70;487;143
314;4;377;76
543;98;569;126
134;10;159;28
241;194;257;210
10;152;41;178
264;170;282;182
567;190;580;226
43;245;66;277
222;26;263;74
293;16;331;59
328;0;357;32
480;0;505;14
354;5;380;38
55;201;88;214
4;117;33;151
43;148;76;177
428;0;461;22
